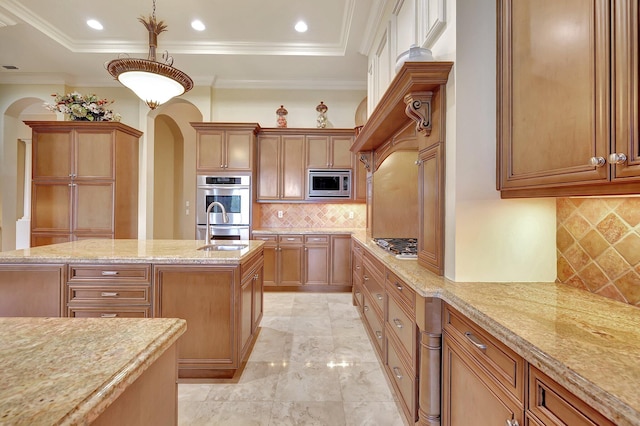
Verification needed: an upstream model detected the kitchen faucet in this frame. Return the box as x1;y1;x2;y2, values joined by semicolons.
205;201;230;245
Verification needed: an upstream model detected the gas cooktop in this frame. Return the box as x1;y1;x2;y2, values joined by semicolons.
373;238;418;259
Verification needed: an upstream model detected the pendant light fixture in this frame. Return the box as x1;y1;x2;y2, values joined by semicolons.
106;0;193;109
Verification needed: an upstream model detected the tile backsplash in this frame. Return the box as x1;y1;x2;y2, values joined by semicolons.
257;203;366;229
557;197;640;307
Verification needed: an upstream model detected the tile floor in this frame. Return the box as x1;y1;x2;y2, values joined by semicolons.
178;292;406;426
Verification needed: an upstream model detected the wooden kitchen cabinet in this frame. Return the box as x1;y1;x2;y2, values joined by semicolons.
192;122;259;172
352;241;364;309
253;233;352;291
0;264;64;317
153;263;246;379
26;121;141;246
66;263;152;318
304;234;329;285
257;131;306;201
497;0;640;197
442;303;526;426
527;366;615;426
306;133;354;169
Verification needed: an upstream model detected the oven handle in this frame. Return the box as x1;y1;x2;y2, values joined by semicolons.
197;185;250;191
205;225;250;230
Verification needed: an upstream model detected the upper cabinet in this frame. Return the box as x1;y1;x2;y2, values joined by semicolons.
497;0;640;197
192;122;260;173
306;134;354;169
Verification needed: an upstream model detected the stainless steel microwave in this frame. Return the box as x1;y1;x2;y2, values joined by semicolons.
307;169;351;199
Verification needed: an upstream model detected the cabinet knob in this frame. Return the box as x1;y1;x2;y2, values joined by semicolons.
506;420;520;426
608;153;628;164
375;331;383;340
393;318;404;329
415;159;422;166
392;366;403;380
588;156;606;167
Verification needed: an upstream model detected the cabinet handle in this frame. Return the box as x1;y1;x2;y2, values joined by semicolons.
364;305;369;312
101;271;119;276
393;318;403;329
415;159;422;166
506;419;520;426
304;247;308;251
376;293;383;301
254;273;259;280
355;290;361;296
356;265;360;270
395;282;403;291
363;275;369;281
464;331;487;351
608;153;628;164
392;366;403;380
375;331;382;340
100;292;119;297
287;238;296;241
588;156;606;167
100;313;117;318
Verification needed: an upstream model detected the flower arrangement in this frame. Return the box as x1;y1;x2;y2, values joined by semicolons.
44;92;121;122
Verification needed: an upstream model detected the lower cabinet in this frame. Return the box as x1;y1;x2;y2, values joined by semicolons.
153;252;264;380
253;233;352;291
0;264;65;317
527;366;615;426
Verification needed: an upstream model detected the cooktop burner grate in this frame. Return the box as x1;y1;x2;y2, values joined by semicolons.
373;238;418;257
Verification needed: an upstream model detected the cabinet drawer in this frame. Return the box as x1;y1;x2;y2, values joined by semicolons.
253;235;277;243
386;295;416;360
362;293;384;355
528;366;614;426
386;336;417;422
386;270;415;312
68;306;150;318
363;272;384;315
353;280;364;310
304;235;329;244
68;264;151;283
443;305;525;403
279;235;303;244
68;285;150;304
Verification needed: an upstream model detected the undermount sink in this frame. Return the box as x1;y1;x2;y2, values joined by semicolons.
197;244;248;252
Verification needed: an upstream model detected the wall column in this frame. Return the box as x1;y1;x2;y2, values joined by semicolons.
15;138;31;249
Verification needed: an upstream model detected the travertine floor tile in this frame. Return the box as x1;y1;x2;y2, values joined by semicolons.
179;292;405;426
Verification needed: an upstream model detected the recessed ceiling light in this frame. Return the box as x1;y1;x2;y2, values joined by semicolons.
295;20;308;33
86;19;103;30
191;19;206;31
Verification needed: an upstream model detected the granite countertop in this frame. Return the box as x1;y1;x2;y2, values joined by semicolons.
352;231;640;426
252;228;363;235
0;239;265;265
0;317;186;425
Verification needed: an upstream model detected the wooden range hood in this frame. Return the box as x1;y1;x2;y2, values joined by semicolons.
350;61;454;154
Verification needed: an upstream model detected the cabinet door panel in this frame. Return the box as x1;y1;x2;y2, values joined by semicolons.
442;334;523;426
331;136;354;168
75;130;113;179
305;245;329;285
74;183;114;233
197;132;224;171
330;235;351;285
0;265;64;317
257;136;280;200
32;183;71;232
154;266;236;364
240;277;253;352
33;132;72;179
279;245;303;286
226;132;252;170
418;144;444;275
282;136;305;200
499;0;610;188
614;0;640;178
306;136;330;168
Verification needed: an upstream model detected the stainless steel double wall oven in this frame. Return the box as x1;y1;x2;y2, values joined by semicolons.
196;174;251;240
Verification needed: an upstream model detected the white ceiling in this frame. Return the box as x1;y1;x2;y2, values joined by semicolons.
0;0;379;90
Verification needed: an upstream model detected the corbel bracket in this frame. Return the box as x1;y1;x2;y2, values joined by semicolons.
358;152;372;171
404;91;433;136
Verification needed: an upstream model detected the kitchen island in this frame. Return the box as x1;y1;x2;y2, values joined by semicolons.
0;316;186;425
0;239;265;381
352;230;640;426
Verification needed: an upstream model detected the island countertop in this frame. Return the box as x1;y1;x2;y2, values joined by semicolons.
0;239;264;265
0;317;186;425
352;230;640;426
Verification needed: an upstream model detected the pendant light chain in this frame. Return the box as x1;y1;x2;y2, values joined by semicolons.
152;0;156;22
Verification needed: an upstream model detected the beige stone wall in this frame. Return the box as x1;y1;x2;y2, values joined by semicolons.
557;197;640;306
